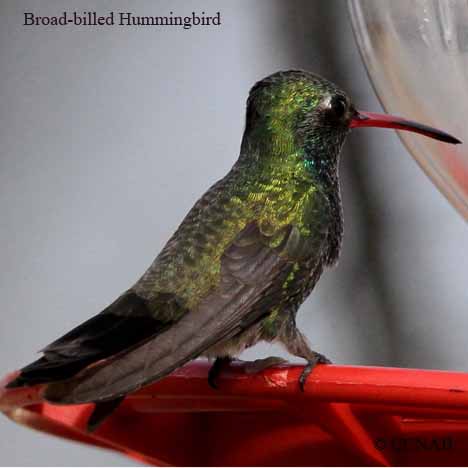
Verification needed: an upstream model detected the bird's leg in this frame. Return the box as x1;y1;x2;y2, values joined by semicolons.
280;323;331;391
208;356;232;389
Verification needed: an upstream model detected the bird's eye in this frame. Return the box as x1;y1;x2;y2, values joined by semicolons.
328;96;347;119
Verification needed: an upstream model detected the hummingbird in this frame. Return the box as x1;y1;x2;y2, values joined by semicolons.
7;70;460;430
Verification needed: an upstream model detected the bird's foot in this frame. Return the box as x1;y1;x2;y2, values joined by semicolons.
299;352;331;392
244;356;289;375
208;356;233;389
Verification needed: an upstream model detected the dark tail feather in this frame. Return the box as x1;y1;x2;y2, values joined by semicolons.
87;396;125;432
6;354;95;388
7;291;176;389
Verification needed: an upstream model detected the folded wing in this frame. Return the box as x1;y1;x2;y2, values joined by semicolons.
45;221;307;404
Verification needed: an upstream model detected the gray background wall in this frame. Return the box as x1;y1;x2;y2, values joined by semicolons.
1;0;466;465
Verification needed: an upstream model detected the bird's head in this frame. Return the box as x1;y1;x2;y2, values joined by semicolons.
242;70;460;173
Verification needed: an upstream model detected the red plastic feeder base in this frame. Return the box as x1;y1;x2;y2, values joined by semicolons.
2;361;468;466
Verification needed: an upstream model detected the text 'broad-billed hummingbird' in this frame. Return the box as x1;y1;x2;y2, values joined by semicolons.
7;70;461;430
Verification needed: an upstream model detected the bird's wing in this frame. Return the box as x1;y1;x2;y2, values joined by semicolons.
44;221;313;404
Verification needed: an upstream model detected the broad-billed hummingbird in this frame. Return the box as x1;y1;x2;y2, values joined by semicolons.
7;70;460;429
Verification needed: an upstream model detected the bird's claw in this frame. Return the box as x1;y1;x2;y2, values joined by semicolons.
299;353;331;392
244;356;288;375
